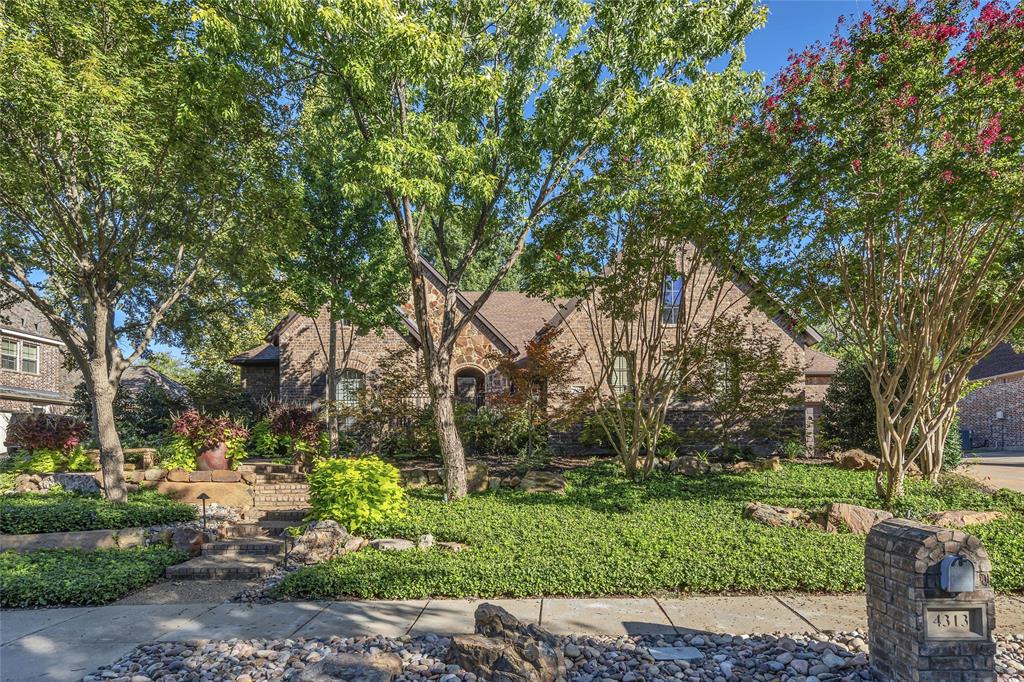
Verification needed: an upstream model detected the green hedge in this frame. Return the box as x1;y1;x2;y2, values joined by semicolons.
0;490;197;534
0;546;187;607
276;463;1024;599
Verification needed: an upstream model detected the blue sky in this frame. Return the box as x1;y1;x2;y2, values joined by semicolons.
147;1;866;365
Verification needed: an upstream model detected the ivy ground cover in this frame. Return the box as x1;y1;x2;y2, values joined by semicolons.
0;490;196;534
277;463;1024;600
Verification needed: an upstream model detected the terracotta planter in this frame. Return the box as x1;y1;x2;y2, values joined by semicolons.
195;442;229;471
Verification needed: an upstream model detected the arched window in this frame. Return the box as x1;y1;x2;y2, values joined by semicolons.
454;367;485;408
336;369;365;429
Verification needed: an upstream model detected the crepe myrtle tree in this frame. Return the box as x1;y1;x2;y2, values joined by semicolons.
0;0;287;500
286;96;408;451
203;0;768;499
728;0;1024;501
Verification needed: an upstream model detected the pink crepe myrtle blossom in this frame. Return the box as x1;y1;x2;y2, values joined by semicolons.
941;170;956;185
852;158;863;173
978;113;1002;153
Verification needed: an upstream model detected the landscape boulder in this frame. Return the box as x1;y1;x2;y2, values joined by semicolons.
402;469;431;489
447;603;565;682
13;473;43;493
669;456;710;477
166;468;190;482
467;461;490;493
171;527;215;557
517;471;566;494
743;502;816;529
833;449;880;472
291;520;351;564
825;503;893;534
297;652;402;682
370;538;415;551
144;468;168;481
51;472;102;495
730;457;783;474
926;510;1005;528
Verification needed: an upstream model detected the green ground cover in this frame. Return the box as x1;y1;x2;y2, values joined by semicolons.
0;490;197;534
276;463;1024;600
0;546;187;607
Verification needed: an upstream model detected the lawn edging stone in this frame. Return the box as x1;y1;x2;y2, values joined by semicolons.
0;526;147;552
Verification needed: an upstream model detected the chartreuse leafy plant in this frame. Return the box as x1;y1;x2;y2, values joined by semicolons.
276;463;1024;599
721;0;1024;502
307;457;406;533
204;0;767;500
0;546;187;607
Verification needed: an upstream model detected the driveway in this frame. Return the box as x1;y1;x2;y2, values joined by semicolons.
964;449;1024;493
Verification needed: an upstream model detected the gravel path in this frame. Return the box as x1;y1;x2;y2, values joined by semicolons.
86;630;1024;682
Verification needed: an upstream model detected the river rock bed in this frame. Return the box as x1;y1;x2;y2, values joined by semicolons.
86;630;1024;682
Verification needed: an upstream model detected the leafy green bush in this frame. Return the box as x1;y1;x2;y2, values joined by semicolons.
0;490;196;534
275;463;1024;599
779;440;806;460
942;414;964;471
459;405;550;470
307;456;406;532
156;436;196;471
579;409;679;455
0;546;187;607
2;446;94;474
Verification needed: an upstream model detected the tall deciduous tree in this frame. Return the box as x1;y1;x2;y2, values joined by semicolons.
286;97;407;449
208;0;766;499
727;0;1024;501
0;0;285;500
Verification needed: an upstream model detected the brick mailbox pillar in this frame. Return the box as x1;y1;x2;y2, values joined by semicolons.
865;518;996;682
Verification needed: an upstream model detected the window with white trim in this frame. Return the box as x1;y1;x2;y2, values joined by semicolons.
0;338;17;371
20;343;38;373
662;275;683;325
611;353;634;396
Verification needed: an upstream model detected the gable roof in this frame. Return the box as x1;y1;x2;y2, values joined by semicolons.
805;348;839;376
229;342;281;365
968;342;1024;381
461;291;572;352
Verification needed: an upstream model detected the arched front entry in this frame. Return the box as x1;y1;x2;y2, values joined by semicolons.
454;366;485;408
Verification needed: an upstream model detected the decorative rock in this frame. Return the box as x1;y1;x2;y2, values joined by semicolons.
402;470;431;489
418;534;434;550
291;521;351;564
743;502;815;529
466;462;490;494
344;536;368;553
517;471;566;494
170;527;214;557
834;449;879;471
647;647;705;662
731;457;782;474
211;469;242;483
143;468;167;482
51;472;103;495
13;473;43;492
438;541;467;552
297;652;401;681
241;471;257;485
369;538;415;551
448;603;565;682
426;469;444;486
925;510;1005;528
189;470;213;482
166;468;190;482
825;503;893;534
487;476;502;491
669;456;710;477
502;476;521;489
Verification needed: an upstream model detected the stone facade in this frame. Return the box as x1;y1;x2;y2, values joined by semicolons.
865;519;996;682
960;374;1024;449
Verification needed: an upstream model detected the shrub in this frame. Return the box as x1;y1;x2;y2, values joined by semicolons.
459;404;550;470
6;414;87;454
942;414;964;471
0;490;196;534
820;353;881;454
307;456;406;532
579;408;679;456
779;440;806;460
71;380;189;448
157;436;197;471
248;419;283;460
2;445;95;474
0;546;187;607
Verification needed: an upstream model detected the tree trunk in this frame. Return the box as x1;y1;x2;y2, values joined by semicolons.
327;311;338;454
428;359;467;500
91;375;127;503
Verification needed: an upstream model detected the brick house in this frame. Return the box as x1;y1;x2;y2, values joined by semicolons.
230;257;837;451
0;300;74;453
959;342;1024;449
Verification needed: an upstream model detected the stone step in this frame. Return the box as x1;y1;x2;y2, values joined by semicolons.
257;519;305;532
244;462;303;474
259;509;310;521
253;488;309;496
254;474;307;484
203;538;284;556
165;555;279;580
226;523;268;538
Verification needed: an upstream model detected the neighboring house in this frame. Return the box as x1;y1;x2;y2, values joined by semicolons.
230;257;838;452
1;299;74;453
960;342;1024;450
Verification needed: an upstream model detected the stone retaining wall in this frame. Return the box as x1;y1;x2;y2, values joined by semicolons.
124;468;254;485
0;527;146;552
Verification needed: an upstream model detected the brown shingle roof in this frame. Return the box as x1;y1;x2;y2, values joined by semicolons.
461;291;572;353
968;342;1024;380
229;342;280;365
806;348;839;376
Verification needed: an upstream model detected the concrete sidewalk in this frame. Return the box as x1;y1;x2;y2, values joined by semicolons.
2;594;1024;681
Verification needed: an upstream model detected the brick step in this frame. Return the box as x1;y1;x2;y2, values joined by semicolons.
165;555;279;580
254;496;310;504
254;475;307;484
256;504;311;512
226;523;268;538
253;487;309;495
254;481;309;488
257;519;306;532
203;538;284;556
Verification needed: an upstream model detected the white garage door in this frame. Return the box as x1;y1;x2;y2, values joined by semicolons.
0;412;10;455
